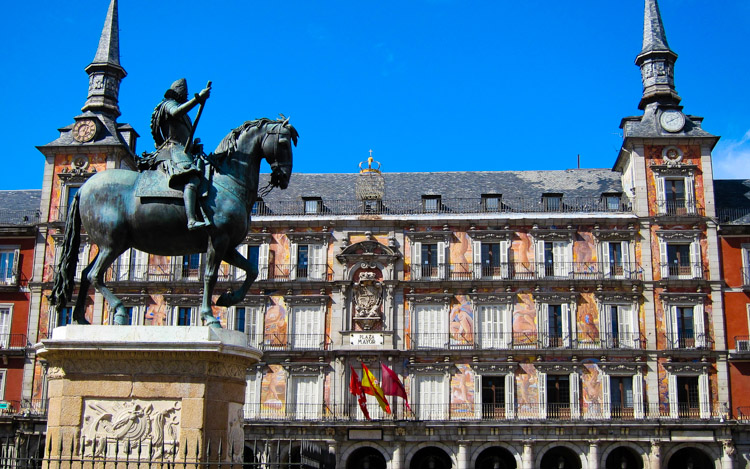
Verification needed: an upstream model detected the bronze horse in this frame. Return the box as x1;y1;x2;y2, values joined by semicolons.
50;118;297;327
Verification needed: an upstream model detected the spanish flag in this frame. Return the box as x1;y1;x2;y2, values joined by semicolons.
350;366;370;420
360;363;391;414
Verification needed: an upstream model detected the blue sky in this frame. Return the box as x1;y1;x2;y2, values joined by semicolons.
1;1;748;190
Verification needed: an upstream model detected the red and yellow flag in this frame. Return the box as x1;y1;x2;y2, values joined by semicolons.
349;366;370;420
360;363;391;414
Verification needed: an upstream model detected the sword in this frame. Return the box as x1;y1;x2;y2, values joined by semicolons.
186;80;212;151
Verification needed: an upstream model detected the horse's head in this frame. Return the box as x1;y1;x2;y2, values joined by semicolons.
262;118;297;190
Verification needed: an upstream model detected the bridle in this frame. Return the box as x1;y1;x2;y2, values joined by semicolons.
258;120;291;197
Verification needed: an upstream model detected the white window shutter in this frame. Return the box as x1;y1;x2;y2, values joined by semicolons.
600;304;612;348
75;244;90;281
553;241;568;277
258;244;269;280
474;373;482;420
693;303;706;348
0;308;11;347
535;240;545;279
629;303;640;349
659;239;669;279
537;372;547;419
690;240;702;278
699;373;711;419
10;248;20;285
633;372;644;419
685;174;696;214
561;303;571;348
601;241;611;277
472;240;482;279
235;244;248;281
618;305;633;348
601;373;611;419
289;243;298;280
501;303;512;348
537;303;549;347
133;250;148;281
437;241;446;279
668;374;678;419
245;373;258;419
570;372;580;419
622;241;631;279
667;305;678;349
499;239;510;278
310;244;324;280
505;373;515;419
656;176;666;213
412;241;422;280
118;249;132;281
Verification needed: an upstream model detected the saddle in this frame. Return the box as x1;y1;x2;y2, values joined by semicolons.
134;155;213;200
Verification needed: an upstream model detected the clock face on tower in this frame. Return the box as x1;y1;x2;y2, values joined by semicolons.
659;110;685;133
72;119;98;143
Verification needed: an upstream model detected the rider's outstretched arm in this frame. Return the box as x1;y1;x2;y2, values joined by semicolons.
173;86;211;117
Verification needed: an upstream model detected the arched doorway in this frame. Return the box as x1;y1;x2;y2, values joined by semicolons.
347;447;387;469
667;447;714;469
605;446;643;469
410;447;453;469
539;446;582;469
475;447;517;469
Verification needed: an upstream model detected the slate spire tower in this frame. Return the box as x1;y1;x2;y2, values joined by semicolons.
81;0;127;118
635;0;680;110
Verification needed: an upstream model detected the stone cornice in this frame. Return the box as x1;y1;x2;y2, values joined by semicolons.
593;225;637;241
407;362;454;373
284;294;328;307
663;361;712;375
650;163;698;176
469;292;515;304
534;361;580;374
467;229;513;242
336;240;401;266
405;292;452;305
472;362;518;374
595;291;641;304
282;362;327;374
532;291;577;303
286;232;329;244
659;292;707;304
245;232;272;244
406;230;452;243
656;229;701;241
598;361;644;375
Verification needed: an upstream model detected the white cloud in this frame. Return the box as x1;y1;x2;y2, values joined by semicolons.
713;129;750;179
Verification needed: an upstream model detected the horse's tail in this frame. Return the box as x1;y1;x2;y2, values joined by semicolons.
48;192;82;314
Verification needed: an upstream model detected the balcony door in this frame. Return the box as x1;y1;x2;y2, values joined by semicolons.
289;375;320;420
413;304;445;349
291;305;322;350
478;304;511;349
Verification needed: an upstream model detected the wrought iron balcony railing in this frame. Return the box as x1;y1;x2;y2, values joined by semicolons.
733;336;750;353
0;209;40;226
250;196;632;217
446;262;643;281
406;332;645;351
242;402;726;422
105;263;332;283
254;333;330;351
660;263;704;280
0;333;30;350
655;199;704;217
664;332;712;350
0;399;48;417
718;208;750;224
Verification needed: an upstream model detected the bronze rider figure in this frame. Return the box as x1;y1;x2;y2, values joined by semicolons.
150;78;211;230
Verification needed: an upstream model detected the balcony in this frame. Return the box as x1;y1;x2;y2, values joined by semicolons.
0;209;40;226
242;402;726;422
661;263;704;280
106;263;333;283
655;200;704;217
0;334;30;354
253;333;330;352
0;399;48;417
263;264;332;282
446;262;643;282
665;332;712;350
250;196;632;217
406;332;645;351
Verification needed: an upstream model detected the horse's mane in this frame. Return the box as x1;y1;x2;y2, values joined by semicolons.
214;118;299;159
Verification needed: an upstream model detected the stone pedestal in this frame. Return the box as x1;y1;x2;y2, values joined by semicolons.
36;325;261;462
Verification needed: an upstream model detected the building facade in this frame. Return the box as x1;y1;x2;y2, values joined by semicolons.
13;0;750;468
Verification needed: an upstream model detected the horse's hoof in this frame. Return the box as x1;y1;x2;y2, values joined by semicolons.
73;318;90;325
217;292;233;307
114;313;129;325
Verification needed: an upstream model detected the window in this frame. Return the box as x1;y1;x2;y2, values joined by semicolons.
0;249;19;285
601;372;643;419
412;304;446;349
410;240;447;280
602;193;622;211
72;243;91;282
352;366;386;420
535;240;571;278
244;371;260;419
66;186;80;210
363;199;382;214
290;305;323;350
472;240;510;279
182;253;201;281
115;249;150;281
303;197;322;214
665;302;705;349
176;307;193;326
415;373;446;420
656;174;695;215
58;307;73;327
251;198;266;215
0;370;5;401
122;307;133;325
475;374;514;419
535;297;576;348
290;243;325;280
482;194;503;212
536;372;579;419
0;306;11;348
288;375;320;419
422;196;441;213
542;194;563;211
234;307;245;332
659;237;701;279
231;306;264;348
477;304;512;349
668;372;710;419
599;303;639;349
741;244;750;286
601;241;632;278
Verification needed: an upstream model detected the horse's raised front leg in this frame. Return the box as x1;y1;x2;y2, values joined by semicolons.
201;235;227;328
87;247;129;325
216;248;257;308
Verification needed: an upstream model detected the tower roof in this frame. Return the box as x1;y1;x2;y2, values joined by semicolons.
635;0;680;110
82;0;126;117
640;0;672;54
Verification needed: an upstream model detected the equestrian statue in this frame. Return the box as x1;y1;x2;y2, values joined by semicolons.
48;79;298;328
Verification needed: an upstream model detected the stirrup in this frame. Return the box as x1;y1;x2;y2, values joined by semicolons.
187;220;210;231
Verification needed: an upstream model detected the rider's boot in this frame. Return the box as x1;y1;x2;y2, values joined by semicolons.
184;177;209;231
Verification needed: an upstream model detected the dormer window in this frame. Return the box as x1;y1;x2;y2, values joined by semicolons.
482;194;503;212
542;193;563;212
422;195;441;213
251;198;267;215
303;197;322;214
602;193;622;211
